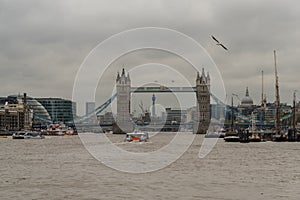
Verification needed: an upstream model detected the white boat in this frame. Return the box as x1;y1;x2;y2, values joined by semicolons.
13;131;45;139
64;128;76;136
47;124;67;136
205;129;226;138
125;130;149;142
23;132;45;139
12;131;26;139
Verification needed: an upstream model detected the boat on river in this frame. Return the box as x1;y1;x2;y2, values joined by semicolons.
224;131;240;142
23;132;45;139
125;129;149;142
13;131;45;139
205;128;225;138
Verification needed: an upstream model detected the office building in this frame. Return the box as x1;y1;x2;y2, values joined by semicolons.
36;98;76;124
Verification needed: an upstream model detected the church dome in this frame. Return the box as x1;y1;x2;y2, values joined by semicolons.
241;96;253;105
241;87;253;106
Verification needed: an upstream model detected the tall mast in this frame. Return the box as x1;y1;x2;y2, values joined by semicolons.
274;50;281;135
261;70;264;108
231;96;234;132
293;91;296;131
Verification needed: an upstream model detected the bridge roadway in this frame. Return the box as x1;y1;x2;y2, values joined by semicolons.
131;86;196;93
79;122;277;128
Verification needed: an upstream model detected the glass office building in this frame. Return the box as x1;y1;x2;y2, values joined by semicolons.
36;98;76;124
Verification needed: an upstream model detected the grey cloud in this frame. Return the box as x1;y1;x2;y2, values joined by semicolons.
1;0;300;115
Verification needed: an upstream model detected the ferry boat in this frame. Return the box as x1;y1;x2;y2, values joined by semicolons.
125;129;149;142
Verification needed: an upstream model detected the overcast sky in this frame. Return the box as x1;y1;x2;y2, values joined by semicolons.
1;0;300;115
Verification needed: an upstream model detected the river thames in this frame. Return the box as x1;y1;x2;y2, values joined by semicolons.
0;133;299;200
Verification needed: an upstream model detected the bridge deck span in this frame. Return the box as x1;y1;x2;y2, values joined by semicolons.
131;87;196;93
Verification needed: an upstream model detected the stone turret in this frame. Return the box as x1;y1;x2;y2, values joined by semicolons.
113;68;134;133
194;68;211;134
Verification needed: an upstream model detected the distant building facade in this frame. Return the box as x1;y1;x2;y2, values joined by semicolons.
97;112;114;124
36;98;76;124
165;108;187;124
86;102;96;116
0;94;32;131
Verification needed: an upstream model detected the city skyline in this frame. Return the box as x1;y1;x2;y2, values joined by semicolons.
1;0;300;115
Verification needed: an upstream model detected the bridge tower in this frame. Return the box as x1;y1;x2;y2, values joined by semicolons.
113;68;134;133
194;68;211;134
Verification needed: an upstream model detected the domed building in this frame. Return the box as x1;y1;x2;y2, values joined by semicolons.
238;87;255;116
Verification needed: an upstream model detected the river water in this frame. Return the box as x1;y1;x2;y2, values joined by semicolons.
0;132;299;200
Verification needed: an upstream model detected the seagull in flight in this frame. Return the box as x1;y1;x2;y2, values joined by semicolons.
211;35;228;50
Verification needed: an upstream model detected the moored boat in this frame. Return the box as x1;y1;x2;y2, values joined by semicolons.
249;133;261;142
47;124;66;136
224;131;240;142
12;131;26;139
273;134;287;142
224;135;240;142
13;131;45;139
23;132;45;139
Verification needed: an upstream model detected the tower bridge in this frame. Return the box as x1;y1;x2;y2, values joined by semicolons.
113;68;211;134
33;68;294;132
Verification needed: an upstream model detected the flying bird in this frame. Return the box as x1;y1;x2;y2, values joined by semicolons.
211;35;228;50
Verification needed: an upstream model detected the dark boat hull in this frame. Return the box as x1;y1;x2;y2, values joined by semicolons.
224;136;240;142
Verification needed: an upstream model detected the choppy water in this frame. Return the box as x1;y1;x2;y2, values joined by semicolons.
0;133;299;200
